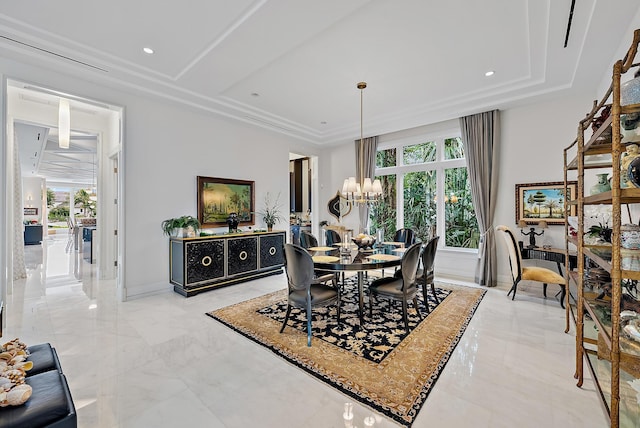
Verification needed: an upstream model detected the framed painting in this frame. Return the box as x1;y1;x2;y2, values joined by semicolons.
197;176;255;228
515;181;577;225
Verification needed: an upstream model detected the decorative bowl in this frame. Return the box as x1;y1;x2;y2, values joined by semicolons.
352;235;376;250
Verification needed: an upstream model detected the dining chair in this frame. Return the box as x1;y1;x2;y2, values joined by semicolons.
369;242;423;332
393;228;417;246
325;229;342;246
496;225;566;308
299;230;317;249
281;244;341;347
416;235;439;313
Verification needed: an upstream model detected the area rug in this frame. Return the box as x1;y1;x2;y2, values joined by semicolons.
206;277;485;427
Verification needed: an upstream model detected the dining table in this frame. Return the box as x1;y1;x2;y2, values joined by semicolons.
310;244;403;323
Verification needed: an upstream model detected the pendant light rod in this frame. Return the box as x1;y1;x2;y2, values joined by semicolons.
341;81;382;205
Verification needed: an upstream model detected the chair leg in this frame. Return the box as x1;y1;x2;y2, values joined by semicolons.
422;283;431;314
507;279;519;300
402;299;409;332
280;305;292;333
306;299;312;347
413;296;422;320
431;283;439;304
369;293;374;318
336;293;341;325
559;285;566;309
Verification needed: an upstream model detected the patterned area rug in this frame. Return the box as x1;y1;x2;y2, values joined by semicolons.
207;278;485;427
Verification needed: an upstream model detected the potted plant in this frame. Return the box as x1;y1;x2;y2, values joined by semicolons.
161;215;201;237
256;192;285;231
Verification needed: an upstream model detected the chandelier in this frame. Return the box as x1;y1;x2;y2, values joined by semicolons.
342;82;382;205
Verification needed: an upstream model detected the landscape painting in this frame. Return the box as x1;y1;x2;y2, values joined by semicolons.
515;181;577;225
197;176;254;227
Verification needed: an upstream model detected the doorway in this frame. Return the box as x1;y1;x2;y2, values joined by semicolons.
3;80;124;303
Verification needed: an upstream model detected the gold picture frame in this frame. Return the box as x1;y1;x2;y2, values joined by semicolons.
515;181;577;225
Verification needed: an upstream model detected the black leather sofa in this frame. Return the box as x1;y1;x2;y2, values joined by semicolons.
0;343;77;428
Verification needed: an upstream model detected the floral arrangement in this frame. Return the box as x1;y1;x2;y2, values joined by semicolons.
256;192;285;229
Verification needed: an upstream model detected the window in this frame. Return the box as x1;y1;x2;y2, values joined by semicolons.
370;134;479;249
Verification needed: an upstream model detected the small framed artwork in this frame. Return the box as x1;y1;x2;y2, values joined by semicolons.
515;181;577;225
23;207;38;216
197;176;255;228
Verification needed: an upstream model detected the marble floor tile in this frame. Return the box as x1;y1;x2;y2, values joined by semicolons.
4;234;610;427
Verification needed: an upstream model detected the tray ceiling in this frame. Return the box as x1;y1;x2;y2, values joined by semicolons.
1;0;639;145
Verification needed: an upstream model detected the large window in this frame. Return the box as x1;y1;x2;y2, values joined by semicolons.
370;134;479;249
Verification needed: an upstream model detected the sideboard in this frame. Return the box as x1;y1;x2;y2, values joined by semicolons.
170;230;285;297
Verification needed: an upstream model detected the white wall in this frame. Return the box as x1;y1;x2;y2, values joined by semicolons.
21;177;43;224
494;91;595;284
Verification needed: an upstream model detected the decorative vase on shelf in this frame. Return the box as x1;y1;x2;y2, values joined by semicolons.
590;173;611;195
621;71;640;143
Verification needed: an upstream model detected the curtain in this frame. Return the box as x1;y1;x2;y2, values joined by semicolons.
355;136;378;233
13;131;27;280
459;110;500;287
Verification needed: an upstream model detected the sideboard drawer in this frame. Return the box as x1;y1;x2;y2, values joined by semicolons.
185;240;225;285
260;234;284;269
227;236;258;276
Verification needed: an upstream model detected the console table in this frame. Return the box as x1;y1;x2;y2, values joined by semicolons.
519;243;577;275
170;230;285;297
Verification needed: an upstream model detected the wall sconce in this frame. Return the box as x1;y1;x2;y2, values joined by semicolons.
518;219;547;248
27;195;33;207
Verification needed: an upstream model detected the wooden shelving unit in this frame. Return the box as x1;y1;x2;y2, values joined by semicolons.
564;29;640;428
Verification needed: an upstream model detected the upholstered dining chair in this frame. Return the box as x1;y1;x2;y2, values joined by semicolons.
325;229;342;246
496;225;566;308
369;242;423;332
299;230;317;249
281;244;341;347
297;230;338;285
417;235;440;313
393;228;417;246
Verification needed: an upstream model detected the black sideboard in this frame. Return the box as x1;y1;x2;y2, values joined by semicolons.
170;230;285;297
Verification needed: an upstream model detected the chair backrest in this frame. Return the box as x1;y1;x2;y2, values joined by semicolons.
496;225;522;282
299;231;318;249
400;242;423;291
422;235;439;273
283;244;315;292
325;229;341;246
394;228;416;246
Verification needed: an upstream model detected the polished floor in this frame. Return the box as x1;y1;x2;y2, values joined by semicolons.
5;234;608;427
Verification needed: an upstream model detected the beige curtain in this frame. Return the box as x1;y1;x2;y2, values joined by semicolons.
459;110;500;287
355;136;378;233
13;131;26;280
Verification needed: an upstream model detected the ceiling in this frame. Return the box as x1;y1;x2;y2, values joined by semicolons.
1;0;639;146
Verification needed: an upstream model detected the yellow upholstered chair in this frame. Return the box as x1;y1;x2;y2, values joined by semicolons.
496;225;566;308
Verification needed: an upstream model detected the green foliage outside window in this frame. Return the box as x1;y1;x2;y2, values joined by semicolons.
46;188;55;208
445;167;479;248
370;136;479;249
403;170;436;242
48;205;69;221
74;189;96;217
444;137;464;160
403;141;436;164
376;148;396;168
369;174;396;241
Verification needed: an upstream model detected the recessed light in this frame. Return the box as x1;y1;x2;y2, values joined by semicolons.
251;93;260;97
143;47;154;54
485;70;495;77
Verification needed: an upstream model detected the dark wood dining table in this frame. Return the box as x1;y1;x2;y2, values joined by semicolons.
311;244;403;323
